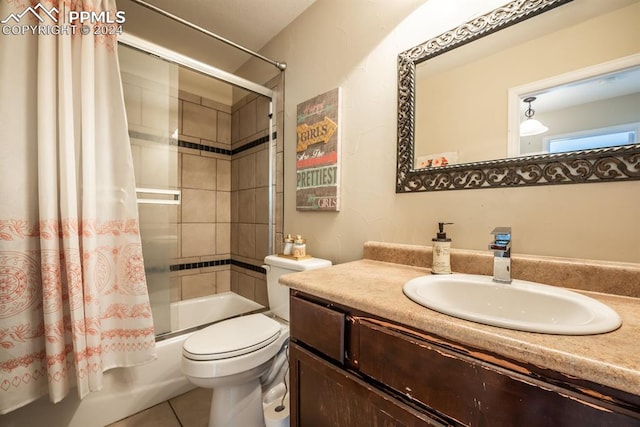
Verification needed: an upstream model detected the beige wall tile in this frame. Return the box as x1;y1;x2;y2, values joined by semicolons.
238;223;256;259
230;190;239;223
255;147;269;188
230;269;239;294
231;156;239;190
256;95;270;133
216;269;231;293
170;274;181;302
237;189;255;223
255;224;270;262
168;223;179;260
217;111;231;145
138;203;176;235
231;107;240;144
169;95;179;137
217;159;231;191
255;188;269;225
176;224;182;259
237;272;255;300
177;153;183;194
201;97;231;112
178;89;200;104
142;89;174;134
182;189;216;223
255;277;269;307
239;100;257;140
181;272;216;300
139;144;179;189
237;153;256;190
182;154;216;190
178;134;199;144
182;101;217;140
216;223;231;255
230;222;239;254
216;191;231;223
182;223;215;257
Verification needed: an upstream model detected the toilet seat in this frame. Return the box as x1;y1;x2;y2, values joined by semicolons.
183;314;282;361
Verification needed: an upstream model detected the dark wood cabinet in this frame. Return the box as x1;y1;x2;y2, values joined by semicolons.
289;291;640;427
290;343;444;427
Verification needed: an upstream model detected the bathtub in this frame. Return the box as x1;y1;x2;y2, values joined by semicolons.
170;291;263;331
2;292;264;427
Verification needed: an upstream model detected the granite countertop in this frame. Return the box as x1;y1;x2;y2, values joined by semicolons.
280;258;640;397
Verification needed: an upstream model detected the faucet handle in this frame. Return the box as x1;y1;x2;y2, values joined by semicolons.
490;227;511;240
489;227;511;256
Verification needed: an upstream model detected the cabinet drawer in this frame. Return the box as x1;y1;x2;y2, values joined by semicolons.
357;319;640;427
290;295;345;363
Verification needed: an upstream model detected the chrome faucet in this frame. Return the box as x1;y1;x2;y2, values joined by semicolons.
489;227;511;283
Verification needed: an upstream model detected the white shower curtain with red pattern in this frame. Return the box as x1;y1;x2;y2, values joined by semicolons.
0;0;156;414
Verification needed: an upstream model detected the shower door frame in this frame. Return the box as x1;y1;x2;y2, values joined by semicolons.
118;32;277;256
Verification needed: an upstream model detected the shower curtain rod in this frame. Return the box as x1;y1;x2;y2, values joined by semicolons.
127;0;287;71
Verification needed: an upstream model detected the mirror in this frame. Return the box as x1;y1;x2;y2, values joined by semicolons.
508;61;640;157
397;0;640;192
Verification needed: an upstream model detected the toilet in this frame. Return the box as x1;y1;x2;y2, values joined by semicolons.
181;255;331;427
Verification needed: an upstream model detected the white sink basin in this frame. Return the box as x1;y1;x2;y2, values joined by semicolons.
403;274;622;335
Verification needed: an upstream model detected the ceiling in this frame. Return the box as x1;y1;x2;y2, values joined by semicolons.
118;0;317;72
525;66;640;114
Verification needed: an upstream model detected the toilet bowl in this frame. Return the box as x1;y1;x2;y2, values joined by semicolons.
181;255;331;427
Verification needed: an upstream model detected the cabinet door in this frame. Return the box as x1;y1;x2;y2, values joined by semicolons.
290;343;445;427
357;319;640;427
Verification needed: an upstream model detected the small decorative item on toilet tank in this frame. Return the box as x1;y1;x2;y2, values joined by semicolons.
283;234;294;255
292;235;306;257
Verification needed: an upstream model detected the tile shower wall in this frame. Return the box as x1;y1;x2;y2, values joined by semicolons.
123;70;232;307
176;90;232;301
230;74;284;308
124;68;284;311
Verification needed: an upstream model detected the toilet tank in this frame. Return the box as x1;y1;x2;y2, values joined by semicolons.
263;255;331;321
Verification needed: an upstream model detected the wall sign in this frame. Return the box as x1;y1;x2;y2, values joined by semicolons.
296;88;341;211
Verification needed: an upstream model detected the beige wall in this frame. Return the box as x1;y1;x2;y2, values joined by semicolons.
236;0;640;265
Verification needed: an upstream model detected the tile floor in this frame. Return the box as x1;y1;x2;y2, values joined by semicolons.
106;387;212;427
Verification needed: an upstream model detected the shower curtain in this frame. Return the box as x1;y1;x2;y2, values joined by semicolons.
0;0;156;414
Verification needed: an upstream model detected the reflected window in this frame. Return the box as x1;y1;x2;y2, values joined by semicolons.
545;123;638;154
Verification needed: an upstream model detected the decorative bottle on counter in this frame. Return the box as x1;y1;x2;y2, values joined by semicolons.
432;222;453;274
292;235;306;257
283;234;294;255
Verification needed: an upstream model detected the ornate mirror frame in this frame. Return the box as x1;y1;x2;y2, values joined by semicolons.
396;0;640;193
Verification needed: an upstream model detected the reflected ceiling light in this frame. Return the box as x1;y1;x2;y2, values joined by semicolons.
520;96;549;136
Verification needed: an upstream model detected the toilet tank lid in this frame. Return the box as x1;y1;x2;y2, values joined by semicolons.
264;255;332;271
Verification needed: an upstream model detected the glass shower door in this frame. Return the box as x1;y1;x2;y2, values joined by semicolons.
119;44;180;336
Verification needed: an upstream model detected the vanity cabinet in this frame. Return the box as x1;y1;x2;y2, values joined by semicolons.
289;291;640;427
